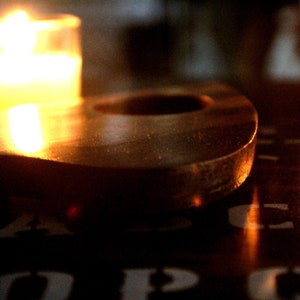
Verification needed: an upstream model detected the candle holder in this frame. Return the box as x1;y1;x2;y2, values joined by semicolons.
0;11;82;108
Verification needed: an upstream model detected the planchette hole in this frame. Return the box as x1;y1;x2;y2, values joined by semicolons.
94;94;212;115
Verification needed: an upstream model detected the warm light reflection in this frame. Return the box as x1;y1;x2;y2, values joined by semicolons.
242;185;260;266
192;195;203;208
8;104;44;153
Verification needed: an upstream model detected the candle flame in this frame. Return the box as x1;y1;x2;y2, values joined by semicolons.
0;10;36;55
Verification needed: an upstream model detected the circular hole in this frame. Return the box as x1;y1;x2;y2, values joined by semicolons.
94;94;212;115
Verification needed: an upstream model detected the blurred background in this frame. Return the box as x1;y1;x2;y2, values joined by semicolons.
0;0;299;122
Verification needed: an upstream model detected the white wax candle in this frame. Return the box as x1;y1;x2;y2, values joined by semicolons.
0;54;81;107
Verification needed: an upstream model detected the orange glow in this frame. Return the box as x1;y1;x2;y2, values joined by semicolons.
242;186;260;266
192;195;203;208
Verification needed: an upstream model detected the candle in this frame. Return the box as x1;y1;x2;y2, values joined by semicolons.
0;10;82;108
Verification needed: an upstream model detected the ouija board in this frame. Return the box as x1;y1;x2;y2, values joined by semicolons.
0;81;298;299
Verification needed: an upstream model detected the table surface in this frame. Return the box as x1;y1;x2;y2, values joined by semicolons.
0;81;299;300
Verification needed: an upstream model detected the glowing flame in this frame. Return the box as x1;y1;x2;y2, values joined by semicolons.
0;10;37;84
0;10;36;55
8;104;44;153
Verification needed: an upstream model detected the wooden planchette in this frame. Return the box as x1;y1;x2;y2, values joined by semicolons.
0;82;258;222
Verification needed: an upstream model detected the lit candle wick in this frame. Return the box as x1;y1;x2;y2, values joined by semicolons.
0;10;36;56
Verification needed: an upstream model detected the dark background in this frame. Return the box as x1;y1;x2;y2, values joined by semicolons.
0;0;299;113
